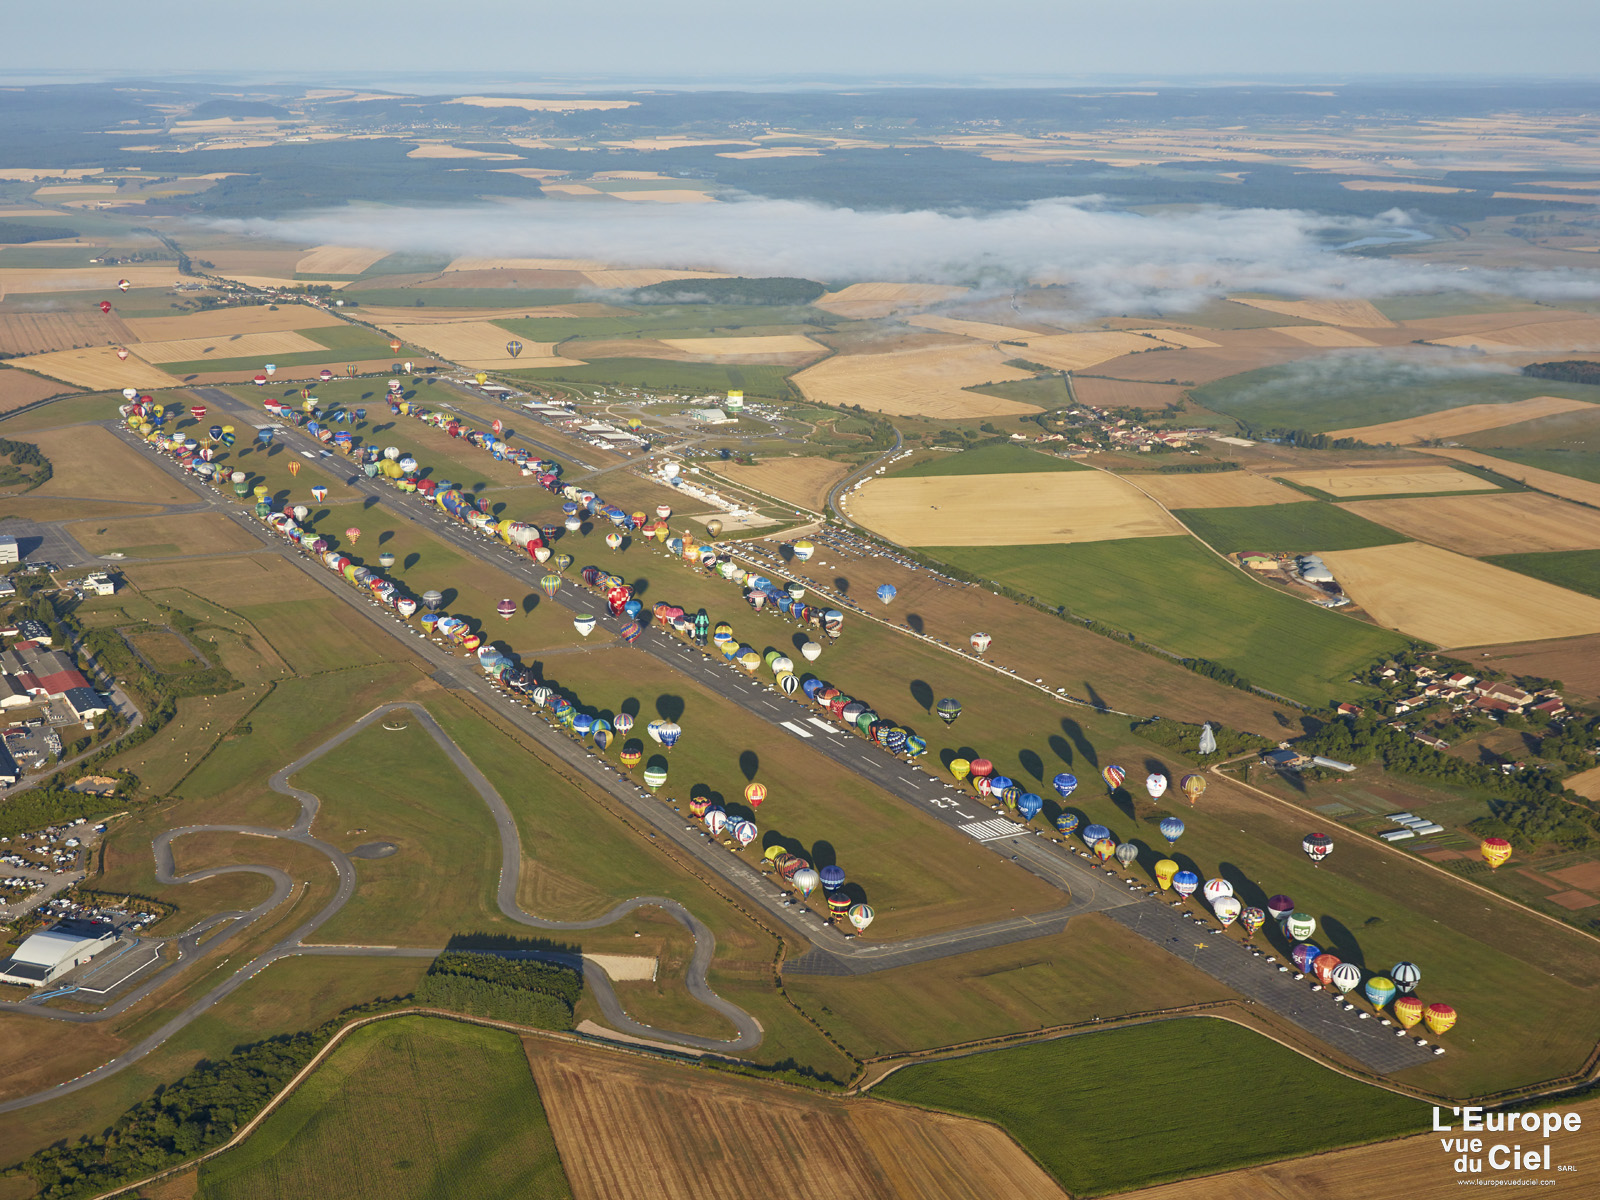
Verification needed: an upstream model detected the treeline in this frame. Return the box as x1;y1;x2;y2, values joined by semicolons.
415;952;579;1030
1132;717;1272;758
630;276;826;306
1522;360;1600;387
0;435;51;492
0;222;78;245
1258;429;1367;450
1154;461;1241;474
12;997;406;1199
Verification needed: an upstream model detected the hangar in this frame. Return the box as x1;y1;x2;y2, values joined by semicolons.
0;917;117;987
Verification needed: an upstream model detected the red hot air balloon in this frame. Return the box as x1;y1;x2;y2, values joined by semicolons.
99;301;113;314
320;369;333;383
116;346;129;361
344;526;361;545
497;598;516;621
744;782;767;808
389;338;403;355
190;406;206;420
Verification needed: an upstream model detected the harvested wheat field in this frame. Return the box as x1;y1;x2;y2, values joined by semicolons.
0;365;76;412
816;282;970;319
135;330;327;364
374;321;583;368
526;1038;1064;1200
357;304;597;324
294;245;390;275
1130;327;1221;348
659;334;824;359
1070;378;1188;409
121;304;347;341
1329;395;1597;444
1271;325;1380;347
851;471;1182;546
10;346;173;390
709;456;850;509
1132;471;1304;508
0;266;182;294
405;142;520;159
0;311;134;356
1116;1096;1600;1200
1425;316;1600;352
1276;465;1499;497
794;343;1039;418
1339;180;1467;193
444;256;608;272
1016;330;1193;371
447;96;639;111
1470;633;1600;700
26;425;190;505
1422;447;1600;507
1321;541;1600;645
1341;492;1600;555
582;267;731;289
1228;297;1395;327
213;274;352;291
908;314;1043;341
65;511;261;557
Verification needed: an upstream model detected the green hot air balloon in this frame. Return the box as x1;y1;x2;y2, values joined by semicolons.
541;574;562;598
935;697;962;725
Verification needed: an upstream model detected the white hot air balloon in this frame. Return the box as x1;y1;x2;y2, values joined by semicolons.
801;641;822;662
1212;896;1243;927
1145;772;1168;800
970;632;992;655
574;614;596;637
663;461;680;480
1202;878;1234;907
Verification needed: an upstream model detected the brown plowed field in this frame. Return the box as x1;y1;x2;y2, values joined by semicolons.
793;343;1038;418
1071;377;1188;409
708;456;850;509
1114;1095;1600;1200
0;311;134;355
1340;492;1600;555
525;1038;1065;1200
1329;395;1595;443
0;364;77;412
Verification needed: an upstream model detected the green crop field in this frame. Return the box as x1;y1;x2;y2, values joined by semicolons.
874;1019;1431;1196
1175;501;1408;553
198;1016;572;1200
499;302;834;344
894;442;1086;477
1193;365;1600;434
1471;447;1600;485
356;252;455;277
301;324;401;355
924;535;1408;702
964;375;1074;407
508;357;798;398
1370;294;1550;321
340;287;581;308
1483;548;1600;599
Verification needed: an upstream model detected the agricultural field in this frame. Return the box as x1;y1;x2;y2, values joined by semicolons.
1225;297;1396;326
198;1017;572;1200
923;535;1407;701
526;1035;1063;1200
704;455;850;510
792;343;1039;418
0;364;76;413
1172;501;1408;553
1483;548;1600;601
875;1019;1430;1197
510;357;799;398
1421;447;1600;508
0;310;134;356
121;304;350;341
294;245;392;275
1321;541;1600;645
893;443;1086;477
1275;465;1500;498
1341;493;1600;555
372;320;582;369
1328;394;1597;444
26;423;192;504
64;511;261;558
9;346;174;390
814;281;969;319
1193;366;1600;434
134;330;328;364
850;471;1182;546
1268;324;1382;347
1423;315;1600;352
1128;470;1301;508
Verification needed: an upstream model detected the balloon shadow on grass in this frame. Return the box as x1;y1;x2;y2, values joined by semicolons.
1018;748;1044;782
377;530;394;545
1318;916;1365;968
810;840;837;869
522;595;539;615
1059;718;1098;770
403;553;420;571
739;750;759;782
909;680;933;713
906;613;924;634
439;588;458;609
655;694;685;722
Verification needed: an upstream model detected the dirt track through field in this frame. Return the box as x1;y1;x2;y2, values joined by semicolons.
1321;541;1600;645
851;471;1183;545
1329;395;1596;443
1277;465;1499;497
525;1038;1065;1200
793;343;1039;417
1341;492;1600;554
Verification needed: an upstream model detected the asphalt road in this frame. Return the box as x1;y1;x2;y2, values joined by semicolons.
77;396;1439;1078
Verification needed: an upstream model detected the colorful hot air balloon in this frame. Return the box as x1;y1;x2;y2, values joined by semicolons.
1102;765;1126;792
505;339;523;358
1364;977;1396;1010
1114;842;1138;868
1213;896;1242;927
1330;962;1362;995
935;697;962;725
1303;833;1334;863
288;459;301;477
1179;773;1207;806
1424;1003;1456;1036
605;531;623;550
344;526;361;545
1158;816;1185;846
744;782;767;808
614;713;634;734
1054;812;1079;836
734;820;757;848
876;583;896;605
1202;878;1233;906
1267;895;1294;923
1312;953;1342;986
378;551;395;568
1171;870;1200;900
497;598;516;621
1285;911;1317;941
1292;943;1322;974
1154;859;1180;890
1481;837;1513;870
1393;996;1424;1030
1051;772;1077;799
1093;838;1115;866
1391;962;1421;994
792;539;814;562
848;903;874;933
970;632;991;655
1145;772;1168;800
1240;907;1265;938
117;278;130;291
541;574;562;598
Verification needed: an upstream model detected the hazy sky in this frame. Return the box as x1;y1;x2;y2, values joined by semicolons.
12;0;1600;82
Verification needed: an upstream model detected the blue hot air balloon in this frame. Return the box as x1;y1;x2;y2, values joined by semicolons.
1052;772;1078;799
208;425;223;443
819;865;846;892
573;713;594;737
657;722;681;749
1054;812;1079;835
256;426;275;445
876;584;896;605
1082;823;1111;847
1159;816;1186;847
989;774;1014;796
1171;870;1201;900
1017;793;1043;821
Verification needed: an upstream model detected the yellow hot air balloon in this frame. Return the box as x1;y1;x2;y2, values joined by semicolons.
475;372;488;386
288;460;301;477
949;757;971;782
252;485;268;501
1155;859;1180;890
1392;995;1424;1031
1481;837;1513;870
1423;1003;1457;1036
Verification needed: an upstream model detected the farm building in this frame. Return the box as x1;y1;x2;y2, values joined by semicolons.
63;686;108;721
0;917;117;988
1296;554;1336;584
1261;748;1305;769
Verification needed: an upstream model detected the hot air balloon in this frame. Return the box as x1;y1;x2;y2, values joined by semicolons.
1114;842;1138;869
1364;977;1396;1010
114;346;130;362
573;614;596;637
505;339;523;359
344;527;361;545
496;598;516;621
614;713;634;735
801;641;822;662
792;539;815;562
209;424;224;443
1303;833;1334;864
377;550;395;568
1049;773;1077;801
474;372;488;386
386;337;403;356
744;782;767;808
1311;953;1341;986
848;903;874;933
1327;962;1360;995
1154;859;1180;890
1102;765;1126;792
792;867;820;897
643;763;667;790
292;504;309;522
970;759;993;781
1423;1003;1456;1035
947;759;971;783
1481;837;1513;869
123;388;138;401
1171;870;1200;900
1292;943;1322;974
1393;996;1424;1030
1285;912;1317;942
555;553;573;573
1391;962;1421;994
1054;812;1079;835
935;697;962;725
1081;822;1109;847
1158;816;1185;846
320;368;334;383
700;518;722;539
1267;895;1294;924
117;278;130;291
656;721;680;748
605;531;623;550
1240;907;1266;938
1145;772;1168;800
541;574;562;599
1179;773;1207;806
1091;838;1115;867
704;806;727;836
1202;878;1234;906
876;583;896;605
970;632;992;655
734;820;757;848
818;864;845;892
264;362;277;377
1213;896;1242;927
422;590;444;611
99;301;113;314
288;460;301;477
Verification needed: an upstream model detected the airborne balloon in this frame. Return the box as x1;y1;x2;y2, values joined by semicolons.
935;697;962;725
1158;816;1185;846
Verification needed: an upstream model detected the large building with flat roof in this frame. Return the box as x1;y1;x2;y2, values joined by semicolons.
0;918;117;987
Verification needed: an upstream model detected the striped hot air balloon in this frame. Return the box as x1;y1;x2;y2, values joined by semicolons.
1102;764;1126;792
